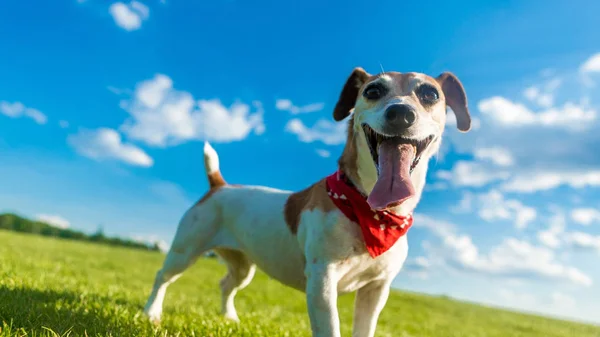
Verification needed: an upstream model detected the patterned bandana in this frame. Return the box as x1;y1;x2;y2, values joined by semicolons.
325;170;414;258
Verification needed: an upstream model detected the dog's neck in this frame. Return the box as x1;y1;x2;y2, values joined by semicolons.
337;117;433;217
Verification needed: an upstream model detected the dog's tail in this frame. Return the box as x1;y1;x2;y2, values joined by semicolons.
204;141;226;189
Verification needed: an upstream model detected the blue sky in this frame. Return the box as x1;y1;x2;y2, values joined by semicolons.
2;0;600;325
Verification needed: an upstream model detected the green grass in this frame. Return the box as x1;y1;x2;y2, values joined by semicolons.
1;230;598;337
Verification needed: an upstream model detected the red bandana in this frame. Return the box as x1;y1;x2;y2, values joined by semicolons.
325;170;413;258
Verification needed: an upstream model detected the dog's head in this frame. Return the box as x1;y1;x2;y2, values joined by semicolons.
334;68;471;213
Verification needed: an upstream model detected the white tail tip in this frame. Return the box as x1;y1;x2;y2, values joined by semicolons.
203;141;220;174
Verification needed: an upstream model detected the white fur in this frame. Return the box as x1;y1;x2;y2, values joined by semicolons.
143;73;453;337
143;181;411;337
203;141;219;174
143;163;414;337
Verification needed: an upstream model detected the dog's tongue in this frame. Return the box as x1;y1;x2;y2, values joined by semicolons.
367;140;416;210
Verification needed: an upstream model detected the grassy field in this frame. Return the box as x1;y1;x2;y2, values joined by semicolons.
1;230;599;337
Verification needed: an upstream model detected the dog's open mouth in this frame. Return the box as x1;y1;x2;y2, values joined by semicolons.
362;124;435;211
362;124;434;174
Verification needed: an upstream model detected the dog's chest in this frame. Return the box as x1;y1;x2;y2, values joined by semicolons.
302;211;409;293
336;235;408;293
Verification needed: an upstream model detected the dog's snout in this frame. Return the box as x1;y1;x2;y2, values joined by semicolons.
384;104;417;129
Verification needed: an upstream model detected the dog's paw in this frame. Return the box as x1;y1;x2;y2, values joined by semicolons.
144;308;162;325
223;313;240;323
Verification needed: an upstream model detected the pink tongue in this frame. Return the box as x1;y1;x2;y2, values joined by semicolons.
367;141;416;210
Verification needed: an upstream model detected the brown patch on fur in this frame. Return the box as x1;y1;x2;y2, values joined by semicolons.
285;109;362;235
195;187;222;206
196;159;228;206
207;171;226;189
285;68;467;234
285;67;369;234
333;67;370;121
337;116;362;191
387;72;417;95
436;72;471;132
195;184;243;206
284;179;337;234
373;72;452;124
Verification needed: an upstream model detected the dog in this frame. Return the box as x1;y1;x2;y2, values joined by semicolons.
143;67;471;337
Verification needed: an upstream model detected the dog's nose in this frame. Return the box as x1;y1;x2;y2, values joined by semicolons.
384;104;417;128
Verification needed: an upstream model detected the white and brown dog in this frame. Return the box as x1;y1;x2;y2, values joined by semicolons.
143;67;471;337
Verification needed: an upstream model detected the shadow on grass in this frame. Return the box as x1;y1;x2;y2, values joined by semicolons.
0;286;151;336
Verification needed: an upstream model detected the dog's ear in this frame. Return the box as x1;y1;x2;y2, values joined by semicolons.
436;72;471;132
333;67;371;121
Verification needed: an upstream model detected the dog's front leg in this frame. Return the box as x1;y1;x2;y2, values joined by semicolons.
352;280;391;337
305;264;341;337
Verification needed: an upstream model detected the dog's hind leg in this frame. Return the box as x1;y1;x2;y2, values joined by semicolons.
144;203;219;323
214;248;256;322
143;248;200;322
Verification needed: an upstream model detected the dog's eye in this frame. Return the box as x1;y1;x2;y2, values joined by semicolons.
416;85;439;103
363;84;386;100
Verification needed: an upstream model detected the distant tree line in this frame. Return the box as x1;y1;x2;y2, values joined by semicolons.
0;213;162;252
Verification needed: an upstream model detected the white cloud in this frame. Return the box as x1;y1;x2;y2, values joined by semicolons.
68;128;153;167
275;99;324;114
502;171;600;193
129;0;149;17
565;232;600;253
523;86;540;102
404;256;431;279
537;211;600;255
447;236;591;286
436;161;509;187
522;78;562;108
413;214;457;238
580;53;600;74
476;97;532;126
109;1;149;31
59;120;70;129
537;212;566;249
537;229;561;249
479;97;595;129
35;214;70;229
315;149;331;158
285;118;347;145
523;86;553;108
571;208;600;226
473;147;514;167
120;74;265;147
0;101;47;125
417;215;592;287
443;54;600;194
451;192;473;213
476;190;537;229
